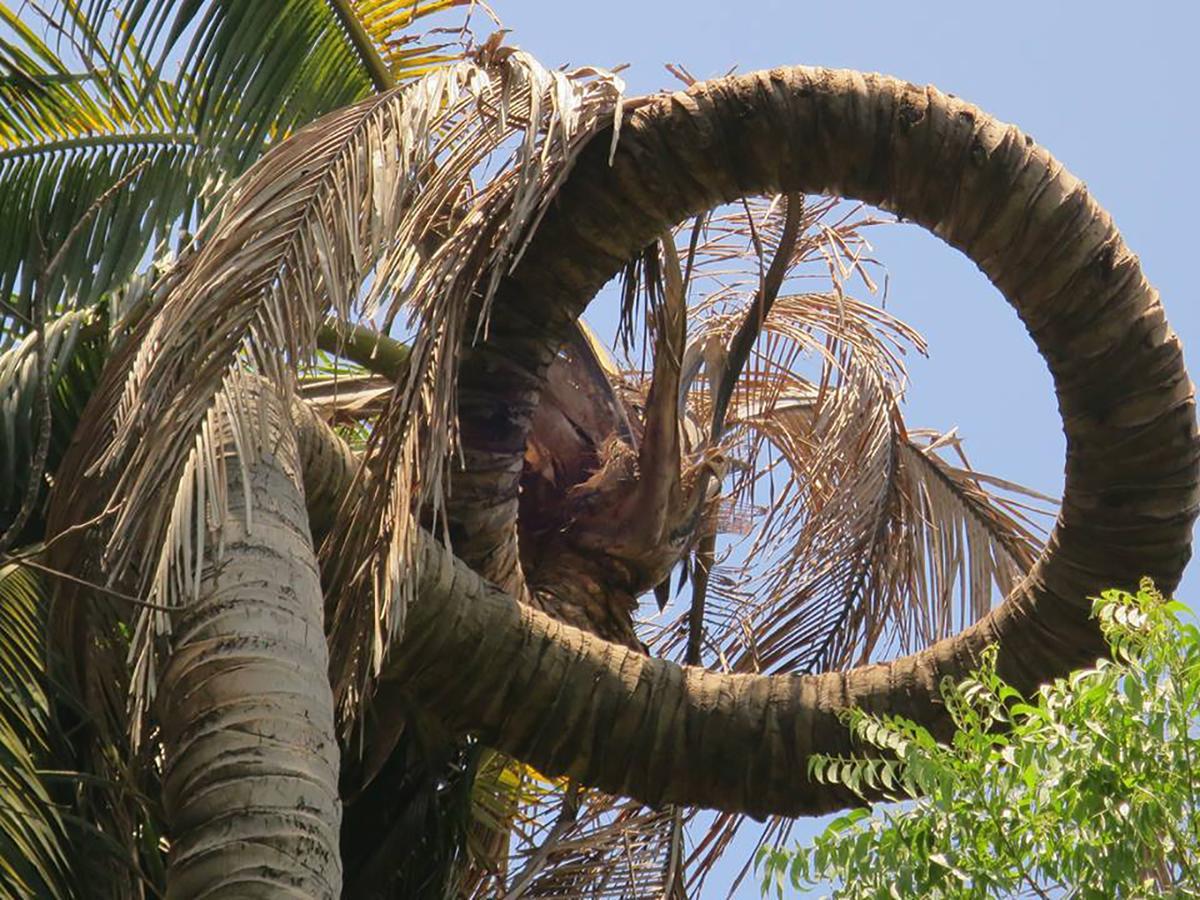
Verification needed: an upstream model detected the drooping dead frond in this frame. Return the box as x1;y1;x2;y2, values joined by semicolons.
631;195;1047;677
450;749;680;899
697;345;1049;676
613;196;1054;894
651;377;1053;895
503;793;678;900
322;51;624;722
462;752;567;897
893;429;1050;644
70;49;624;733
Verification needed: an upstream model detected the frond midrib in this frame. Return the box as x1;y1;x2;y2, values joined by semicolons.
900;439;1042;567
326;0;396;92
0;131;201;163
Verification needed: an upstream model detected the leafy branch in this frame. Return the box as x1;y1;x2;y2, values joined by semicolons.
760;581;1200;899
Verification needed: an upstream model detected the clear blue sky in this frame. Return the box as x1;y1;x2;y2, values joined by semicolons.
495;2;1200;895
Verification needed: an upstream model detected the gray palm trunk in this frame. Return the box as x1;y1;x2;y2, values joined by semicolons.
158;396;342;897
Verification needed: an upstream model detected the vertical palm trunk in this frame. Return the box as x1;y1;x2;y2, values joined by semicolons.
158;396;342;898
392;65;1198;815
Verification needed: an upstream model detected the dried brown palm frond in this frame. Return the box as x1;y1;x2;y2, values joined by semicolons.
300;372;394;425
300;327;398;425
481;190;1049;896
501;792;678;900
66;48;624;734
323;51;624;721
601;195;1054;894
630;195;1048;675
445;736;681;899
661;389;1051;895
694;344;1049;675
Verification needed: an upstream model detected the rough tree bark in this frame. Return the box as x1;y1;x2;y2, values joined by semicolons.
158;393;342;897
393;66;1199;813
43;62;1197;894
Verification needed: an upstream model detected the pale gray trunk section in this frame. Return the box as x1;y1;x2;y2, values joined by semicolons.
158;400;342;897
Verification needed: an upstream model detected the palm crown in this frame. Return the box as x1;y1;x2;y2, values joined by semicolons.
2;3;1194;898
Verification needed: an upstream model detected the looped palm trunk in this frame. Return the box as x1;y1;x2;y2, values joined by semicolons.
428;66;1198;813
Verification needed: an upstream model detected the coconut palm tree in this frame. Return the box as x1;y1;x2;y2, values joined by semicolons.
3;2;1197;898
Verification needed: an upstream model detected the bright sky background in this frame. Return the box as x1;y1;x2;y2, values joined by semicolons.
494;2;1200;896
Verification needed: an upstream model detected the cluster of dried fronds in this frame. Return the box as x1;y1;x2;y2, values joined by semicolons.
82;48;625;731
438;194;1052;898
2;3;1057;895
634;197;1048;676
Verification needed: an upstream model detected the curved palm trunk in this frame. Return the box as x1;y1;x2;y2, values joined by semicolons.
159;396;342;897
422;66;1197;812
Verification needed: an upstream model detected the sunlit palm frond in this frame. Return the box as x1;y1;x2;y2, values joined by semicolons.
68;0;470;127
2;0;469;322
458;751;565;897
353;0;477;82
0;11;178;145
0;5;210;318
0;561;75;898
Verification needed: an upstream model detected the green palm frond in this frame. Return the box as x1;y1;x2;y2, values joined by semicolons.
1;0;470;322
0;5;181;142
144;1;384;147
341;0;471;88
0;561;75;899
70;0;467;121
0;549;166;898
1;4;223;321
0;308;106;543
